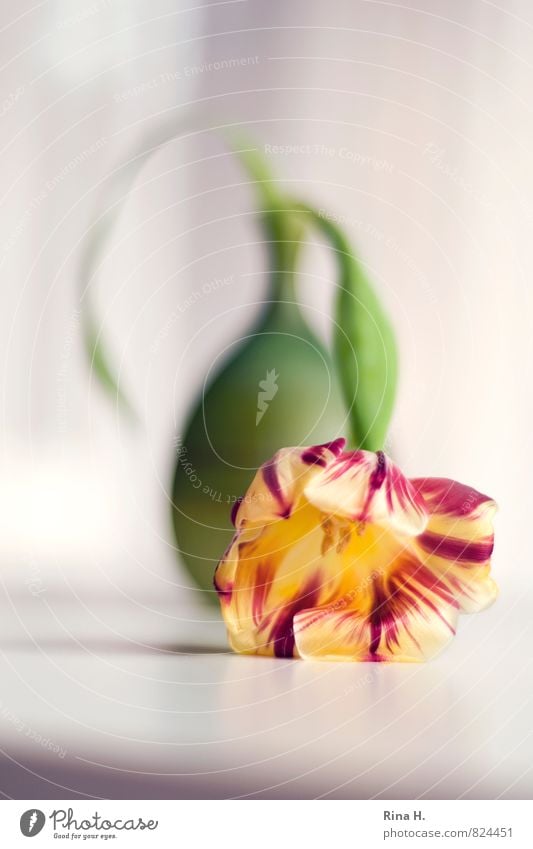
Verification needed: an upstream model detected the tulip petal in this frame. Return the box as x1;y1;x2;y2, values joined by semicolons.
294;557;459;662
231;438;346;530
411;478;497;613
304;450;427;536
214;523;264;610
218;499;357;657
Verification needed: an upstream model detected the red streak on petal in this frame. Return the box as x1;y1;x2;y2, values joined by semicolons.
400;561;458;606
302;438;346;466
252;562;273;626
369;450;387;492
213;575;233;604
230;496;243;526
411;478;493;517
269;574;322;658
323;438;347;457
326;451;366;481
366;561;457;656
301;450;328;467
368;580;389;655
360;451;387;522
389;466;426;516
418;530;494;564
262;456;291;518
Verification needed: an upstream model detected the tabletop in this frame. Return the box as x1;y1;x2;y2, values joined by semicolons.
0;584;531;799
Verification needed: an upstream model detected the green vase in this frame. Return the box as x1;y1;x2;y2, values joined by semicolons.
171;204;347;601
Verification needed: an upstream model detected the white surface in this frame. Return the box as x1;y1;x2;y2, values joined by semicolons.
0;586;530;799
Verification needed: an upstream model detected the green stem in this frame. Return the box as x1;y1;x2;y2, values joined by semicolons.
293;201;398;451
229;141;306;318
263;207;305;308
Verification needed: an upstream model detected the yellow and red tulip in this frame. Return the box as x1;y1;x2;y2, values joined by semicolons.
215;439;497;662
81;128;495;646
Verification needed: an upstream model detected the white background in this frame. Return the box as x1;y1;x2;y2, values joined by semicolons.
0;0;531;595
0;0;531;801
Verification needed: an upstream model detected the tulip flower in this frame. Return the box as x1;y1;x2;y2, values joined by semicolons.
214;439;497;662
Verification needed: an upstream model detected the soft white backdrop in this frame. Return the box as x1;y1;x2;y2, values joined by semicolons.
0;0;531;601
0;0;532;804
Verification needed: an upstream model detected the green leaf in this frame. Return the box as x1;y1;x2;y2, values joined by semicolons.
81;312;136;420
78;113;199;418
295;203;398;451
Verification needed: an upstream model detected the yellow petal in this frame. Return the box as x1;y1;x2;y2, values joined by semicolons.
219;499;355;657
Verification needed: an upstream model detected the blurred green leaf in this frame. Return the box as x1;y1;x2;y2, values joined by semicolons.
79;124;301;417
78;114;200;418
81;311;135;419
296;204;398;451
